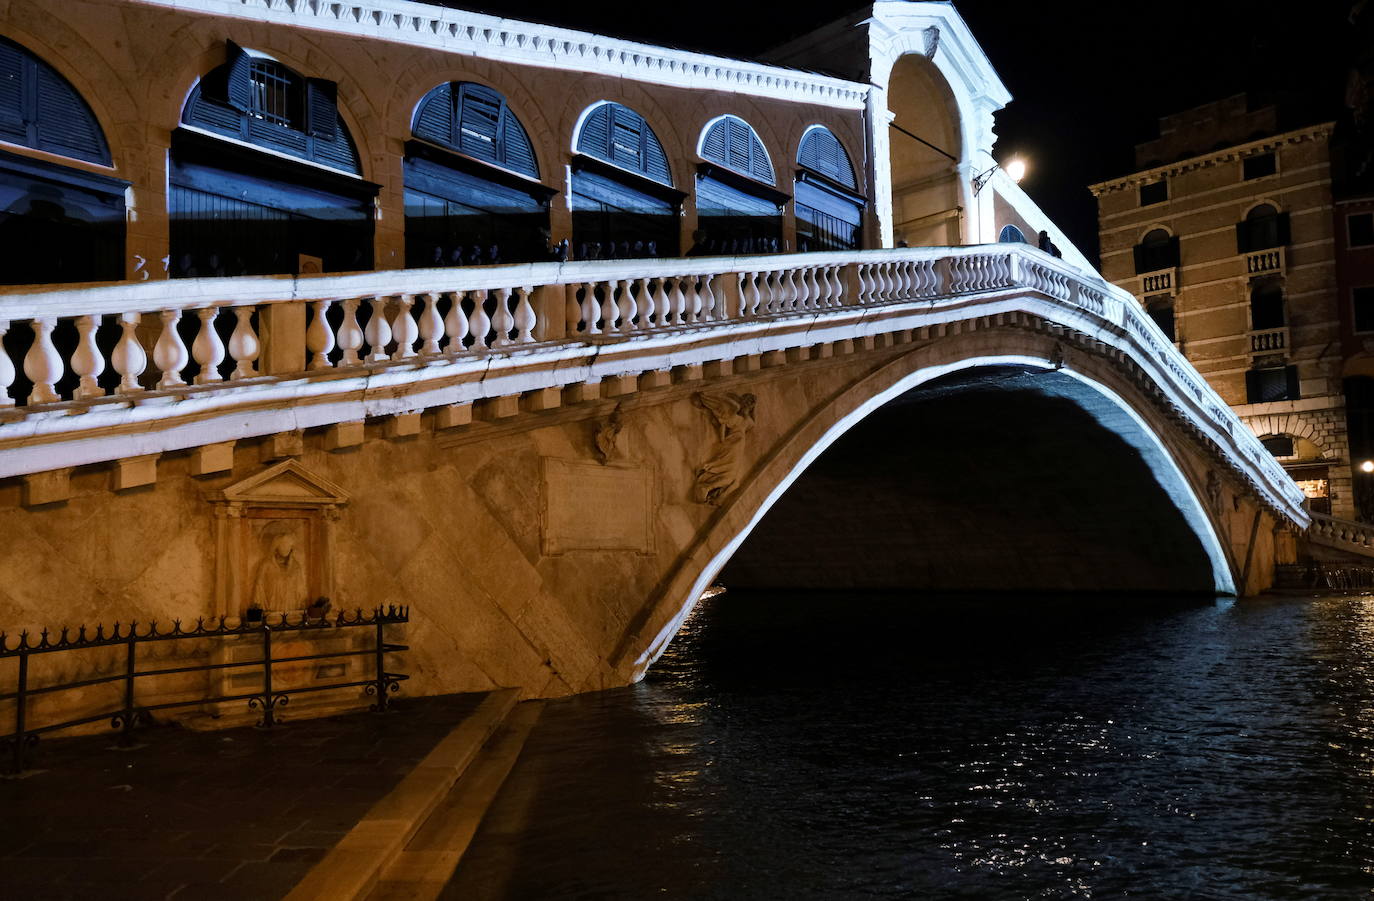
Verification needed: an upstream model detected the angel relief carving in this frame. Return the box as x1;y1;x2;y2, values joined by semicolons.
692;391;757;505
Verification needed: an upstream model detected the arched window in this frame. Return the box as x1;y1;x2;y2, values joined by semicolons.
1237;203;1289;253
171;42;375;278
1133;227;1179;274
569;102;680;259
1144;294;1175;341
700;115;774;185
405;81;552;267
696;116;786;254
794;125;863;252
0;37;125;285
998;224;1026;244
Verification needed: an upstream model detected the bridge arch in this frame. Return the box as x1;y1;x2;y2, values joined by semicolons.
616;329;1241;680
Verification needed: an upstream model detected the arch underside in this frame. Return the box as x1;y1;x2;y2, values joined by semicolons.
721;365;1222;595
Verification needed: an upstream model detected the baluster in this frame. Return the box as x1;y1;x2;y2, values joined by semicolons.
337;299;363;366
682;275;700;323
777;269;795;312
192;307;225;385
468;289;491;349
882;262;897;300
616;279;637;334
748;271;764;315
829;266;845;306
801;268;819;310
580;282;599;334
417;293;443;355
365;296;392;362
565;286;582;333
72;314;105;399
153;310;188;390
23;318;63;403
0;320;14;406
636;278;655;328
893;262;912;299
391;295;419;360
444;292;470;352
307;299;336;370
668;277;687;324
698;275;717;320
114;312;147;393
596;282;617;332
514;286;536;343
492;288;515;347
653;278;671;326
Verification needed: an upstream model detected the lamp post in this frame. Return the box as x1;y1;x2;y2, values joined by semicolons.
973;157;1026;195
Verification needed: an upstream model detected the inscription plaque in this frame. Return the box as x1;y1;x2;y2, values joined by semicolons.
542;458;654;555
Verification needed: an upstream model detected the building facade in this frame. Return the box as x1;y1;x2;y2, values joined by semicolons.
1092;96;1351;518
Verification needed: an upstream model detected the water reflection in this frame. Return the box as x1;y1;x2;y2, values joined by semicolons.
447;592;1374;899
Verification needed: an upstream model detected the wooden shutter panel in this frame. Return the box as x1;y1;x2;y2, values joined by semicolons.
224;41;252;113
457;85;501;163
725;118;751;172
413;84;454;148
577;104;612;159
500;113;538;178
1285;365;1301;400
610;105;643;171
305;78;337;141
0;42;26;135
34;65;104;162
702;120;727;163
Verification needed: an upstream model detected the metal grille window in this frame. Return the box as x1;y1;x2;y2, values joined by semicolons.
248;60;297;127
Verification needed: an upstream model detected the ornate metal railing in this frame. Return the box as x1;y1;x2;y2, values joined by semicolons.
0;605;409;773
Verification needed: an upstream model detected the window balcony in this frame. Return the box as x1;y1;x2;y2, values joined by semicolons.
1249;325;1289;353
1139;267;1176;294
1245;246;1285;276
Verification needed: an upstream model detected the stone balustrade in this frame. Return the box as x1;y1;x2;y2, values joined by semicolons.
1249;326;1288;353
0;243;1306;522
1308;512;1374;557
1245;247;1285;276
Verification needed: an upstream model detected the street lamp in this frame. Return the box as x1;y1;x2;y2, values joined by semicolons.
973;157;1027;195
1360;460;1373;473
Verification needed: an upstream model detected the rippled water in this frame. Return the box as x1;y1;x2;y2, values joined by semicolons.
446;592;1374;899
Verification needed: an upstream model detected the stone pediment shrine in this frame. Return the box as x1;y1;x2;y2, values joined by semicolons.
208;460;349;619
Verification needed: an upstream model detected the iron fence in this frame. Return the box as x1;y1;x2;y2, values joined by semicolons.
0;605;409;773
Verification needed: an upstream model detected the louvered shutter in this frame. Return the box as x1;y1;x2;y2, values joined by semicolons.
457;85;501;163
799;128;856;189
34;65;105;163
748;132;773;184
577;104;612;159
0;42;26;142
305;78;337;141
500;113;538;178
224;41;252;113
644;128;671;185
609;106;643;171
413;84;454;147
702;120;727;163
726;118;751;172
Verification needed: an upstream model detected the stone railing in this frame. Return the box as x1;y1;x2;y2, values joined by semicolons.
0;243;1307;523
1308;512;1374;558
1250;326;1288;353
1140;268;1175;294
1245;247;1285;276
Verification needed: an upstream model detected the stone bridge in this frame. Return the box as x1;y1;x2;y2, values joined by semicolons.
0;243;1307;698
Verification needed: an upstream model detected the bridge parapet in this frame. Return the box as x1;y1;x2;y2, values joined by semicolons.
0;244;1306;525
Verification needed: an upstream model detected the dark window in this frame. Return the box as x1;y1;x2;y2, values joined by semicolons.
1236;204;1290;253
794;126;863;252
1133;228;1179;273
1145;294;1175;341
1139;180;1167;206
1350;212;1374;248
0;36;110;165
998;224;1026;244
1246;365;1300;403
1243;152;1277;180
1250;277;1285;330
0;147;126;284
413;82;539;180
695;170;784;254
1355;286;1374;333
184;43;357;175
1261;435;1295;456
576;103;671;185
701;116;774;185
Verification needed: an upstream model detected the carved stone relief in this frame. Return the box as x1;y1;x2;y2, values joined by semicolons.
594;403;624;464
692;391;757;506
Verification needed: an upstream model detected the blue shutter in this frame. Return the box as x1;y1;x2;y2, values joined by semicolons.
499;108;538;179
703;117;772;185
577;104;612;159
305;78;337;141
456;85;501;163
413;83;455;147
609;105;643;171
0;37;108;165
702;120;727;163
224;41;252;114
798;127;856;189
0;42;26;141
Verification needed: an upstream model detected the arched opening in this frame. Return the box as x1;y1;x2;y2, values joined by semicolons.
570;101;681;260
1259;431;1330;515
405;81;554;267
0;35;125;285
886;53;962;247
1237;203;1289;253
172;42;375;277
695;115;787;254
794;125;863;252
720;366;1221;594
1133;227;1179;274
998;224;1026;244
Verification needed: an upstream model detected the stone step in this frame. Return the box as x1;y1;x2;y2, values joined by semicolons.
282;687;521;901
365;700;544;901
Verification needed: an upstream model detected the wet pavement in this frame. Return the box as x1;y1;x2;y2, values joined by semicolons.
0;692;484;901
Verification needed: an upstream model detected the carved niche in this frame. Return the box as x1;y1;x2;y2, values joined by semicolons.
208;460;349;618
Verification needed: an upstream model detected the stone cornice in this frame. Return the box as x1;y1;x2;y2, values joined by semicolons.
1088;122;1336;196
119;0;870;110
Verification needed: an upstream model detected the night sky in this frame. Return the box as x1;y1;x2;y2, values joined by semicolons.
420;0;1355;265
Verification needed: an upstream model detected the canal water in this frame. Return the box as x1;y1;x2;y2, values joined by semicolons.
445;591;1374;899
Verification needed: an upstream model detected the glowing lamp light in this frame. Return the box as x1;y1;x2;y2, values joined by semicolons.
1005;158;1027;183
1360;460;1374;474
